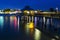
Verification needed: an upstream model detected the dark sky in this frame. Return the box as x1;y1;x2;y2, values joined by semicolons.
0;0;60;10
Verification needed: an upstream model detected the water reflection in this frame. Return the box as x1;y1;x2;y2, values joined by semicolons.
14;16;18;30
18;16;19;31
43;17;45;24
25;21;41;40
10;16;14;29
10;16;18;31
34;29;41;40
25;23;30;34
34;17;37;27
25;22;34;34
5;16;8;22
0;15;60;40
0;16;4;30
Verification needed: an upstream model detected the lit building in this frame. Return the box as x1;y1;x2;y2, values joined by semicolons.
30;10;35;15
24;10;30;15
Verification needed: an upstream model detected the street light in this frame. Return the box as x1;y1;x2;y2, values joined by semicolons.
24;10;30;15
56;7;58;14
34;11;38;13
27;11;30;14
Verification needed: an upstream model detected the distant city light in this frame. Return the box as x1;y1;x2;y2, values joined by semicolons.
34;11;38;13
56;7;58;11
56;7;58;13
27;11;30;14
30;10;34;15
24;10;29;14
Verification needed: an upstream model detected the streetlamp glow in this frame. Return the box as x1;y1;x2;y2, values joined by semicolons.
34;11;38;13
56;7;58;14
27;11;30;14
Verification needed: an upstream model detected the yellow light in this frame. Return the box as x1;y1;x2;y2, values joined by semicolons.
30;28;34;35
5;11;10;14
24;10;27;14
29;22;34;29
27;11;30;14
34;28;41;40
25;23;30;34
30;10;34;15
24;10;29;14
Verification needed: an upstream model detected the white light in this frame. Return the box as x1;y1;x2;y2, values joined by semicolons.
18;17;19;32
14;11;17;13
0;12;4;14
51;38;55;40
43;17;45;24
19;11;22;13
47;19;49;24
55;36;59;39
9;11;17;14
35;11;37;13
34;28;41;40
56;7;58;13
56;7;58;10
27;11;30;14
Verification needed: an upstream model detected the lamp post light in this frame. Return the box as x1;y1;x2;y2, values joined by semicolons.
56;7;58;14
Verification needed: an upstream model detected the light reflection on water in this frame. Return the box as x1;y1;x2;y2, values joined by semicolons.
25;22;41;40
0;16;60;40
25;23;30;34
0;16;59;31
25;22;34;34
10;16;14;29
14;16;18;30
18;16;19;32
34;29;41;40
0;16;4;30
10;16;18;31
34;17;37;27
0;16;19;32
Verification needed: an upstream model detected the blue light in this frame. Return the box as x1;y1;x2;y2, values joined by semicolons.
0;16;4;29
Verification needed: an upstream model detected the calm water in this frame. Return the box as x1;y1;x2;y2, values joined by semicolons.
0;15;60;40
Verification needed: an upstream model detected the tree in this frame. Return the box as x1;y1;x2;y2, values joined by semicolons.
21;5;34;11
3;8;11;12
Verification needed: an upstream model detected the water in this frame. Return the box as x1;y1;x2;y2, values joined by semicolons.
0;15;41;40
0;15;60;40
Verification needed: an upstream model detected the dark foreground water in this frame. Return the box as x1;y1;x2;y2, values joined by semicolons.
0;15;60;40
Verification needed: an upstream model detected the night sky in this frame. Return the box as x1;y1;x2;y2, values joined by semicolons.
0;0;60;10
